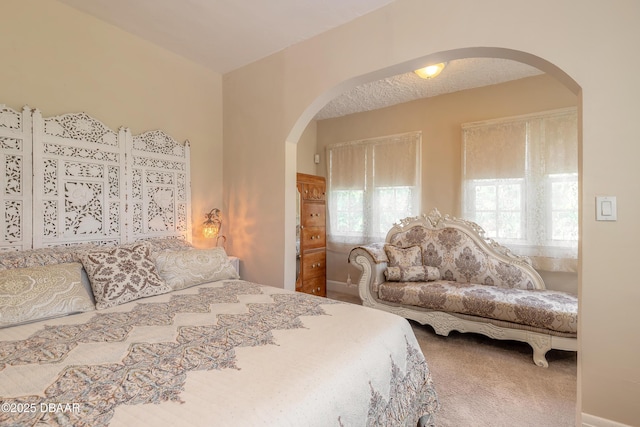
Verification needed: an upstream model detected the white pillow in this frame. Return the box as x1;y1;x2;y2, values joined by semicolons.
0;263;95;328
155;247;239;291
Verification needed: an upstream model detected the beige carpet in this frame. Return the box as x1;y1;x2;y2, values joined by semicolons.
328;291;577;427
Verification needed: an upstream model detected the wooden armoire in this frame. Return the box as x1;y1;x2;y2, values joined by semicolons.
296;173;326;297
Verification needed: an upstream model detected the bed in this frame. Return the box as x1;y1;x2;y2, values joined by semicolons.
0;105;438;426
0;269;437;426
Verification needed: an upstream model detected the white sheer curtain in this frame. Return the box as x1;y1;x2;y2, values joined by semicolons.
327;131;421;246
462;108;578;272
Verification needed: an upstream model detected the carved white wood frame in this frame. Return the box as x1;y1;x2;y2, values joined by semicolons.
32;110;127;247
388;208;546;289
18;108;193;248
0;105;32;251
125;129;192;243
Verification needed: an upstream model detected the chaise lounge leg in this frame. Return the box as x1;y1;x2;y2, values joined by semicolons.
529;334;552;368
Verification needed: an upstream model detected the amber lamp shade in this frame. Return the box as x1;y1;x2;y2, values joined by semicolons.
202;208;222;239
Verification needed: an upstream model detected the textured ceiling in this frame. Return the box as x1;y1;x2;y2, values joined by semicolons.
315;58;544;120
57;0;543;119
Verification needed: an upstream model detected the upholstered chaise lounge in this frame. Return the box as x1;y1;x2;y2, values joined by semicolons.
348;209;578;367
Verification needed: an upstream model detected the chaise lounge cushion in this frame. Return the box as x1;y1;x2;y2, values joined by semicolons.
378;280;577;334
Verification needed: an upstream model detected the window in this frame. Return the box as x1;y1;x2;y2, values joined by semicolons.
462;108;578;271
327;132;421;245
467;178;524;240
547;173;579;242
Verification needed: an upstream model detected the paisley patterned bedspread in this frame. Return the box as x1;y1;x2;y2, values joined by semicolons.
0;280;438;426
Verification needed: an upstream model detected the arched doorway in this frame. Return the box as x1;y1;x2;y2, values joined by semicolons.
285;46;582;424
287;46;581;334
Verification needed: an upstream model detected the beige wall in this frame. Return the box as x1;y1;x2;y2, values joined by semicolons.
0;0;223;249
224;0;640;424
296;120;319;175
316;74;579;294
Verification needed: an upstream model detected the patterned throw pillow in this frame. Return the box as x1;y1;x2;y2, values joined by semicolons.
154;247;239;291
79;243;171;309
0;263;95;328
385;265;441;282
384;244;423;268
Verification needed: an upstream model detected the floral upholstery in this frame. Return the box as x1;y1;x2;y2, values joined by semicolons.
385;266;441;282
384;244;422;268
389;226;535;290
352;242;388;263
378;280;577;334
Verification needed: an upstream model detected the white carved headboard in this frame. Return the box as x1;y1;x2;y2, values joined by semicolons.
0;104;191;250
0;106;32;251
32;110;127;247
126;129;191;242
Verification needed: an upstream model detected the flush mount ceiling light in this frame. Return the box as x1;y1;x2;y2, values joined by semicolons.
414;63;447;79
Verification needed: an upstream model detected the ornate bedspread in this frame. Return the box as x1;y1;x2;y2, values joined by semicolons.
0;280;438;426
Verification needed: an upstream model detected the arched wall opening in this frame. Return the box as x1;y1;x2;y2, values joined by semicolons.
285;44;582;357
286;47;580;143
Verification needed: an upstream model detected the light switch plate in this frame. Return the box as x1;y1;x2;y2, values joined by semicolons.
596;196;617;221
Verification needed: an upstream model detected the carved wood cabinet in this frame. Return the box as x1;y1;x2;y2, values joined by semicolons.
296;173;326;297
